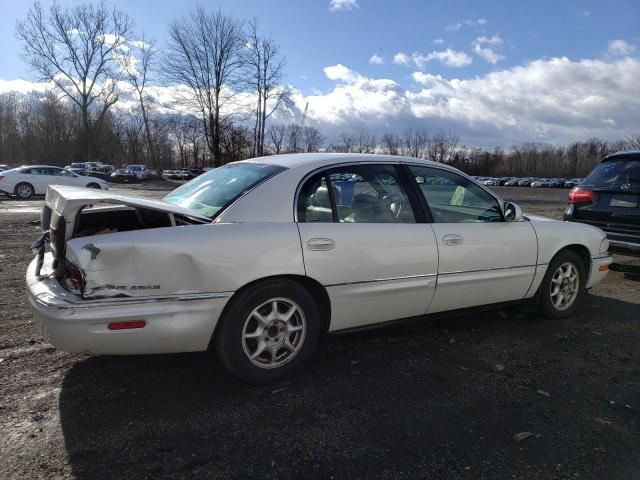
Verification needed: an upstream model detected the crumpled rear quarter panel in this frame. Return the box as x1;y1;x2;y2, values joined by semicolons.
66;223;305;299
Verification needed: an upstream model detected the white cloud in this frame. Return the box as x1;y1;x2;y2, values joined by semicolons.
446;18;487;31
580;10;591;16
297;56;640;146
413;49;473;68
433;38;445;45
329;0;358;12
472;35;505;64
474;35;503;46
369;54;384;65
608;39;636;56
323;64;363;83
393;52;410;65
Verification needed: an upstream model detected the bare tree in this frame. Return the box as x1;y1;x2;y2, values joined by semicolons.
302;126;323;152
429;131;459;162
122;36;158;170
401;128;428;158
338;128;377;153
286;124;302;153
16;1;133;161
380;132;401;155
164;7;245;166
245;20;290;157
628;133;640;150
268;124;286;154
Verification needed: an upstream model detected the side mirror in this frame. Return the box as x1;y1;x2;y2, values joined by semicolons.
504;201;523;221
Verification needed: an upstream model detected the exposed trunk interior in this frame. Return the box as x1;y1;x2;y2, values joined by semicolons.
74;203;207;238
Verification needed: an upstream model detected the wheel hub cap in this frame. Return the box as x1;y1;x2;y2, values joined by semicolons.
242;298;307;369
550;262;580;311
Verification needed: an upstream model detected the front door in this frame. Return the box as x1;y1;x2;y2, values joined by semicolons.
406;165;538;313
297;163;439;331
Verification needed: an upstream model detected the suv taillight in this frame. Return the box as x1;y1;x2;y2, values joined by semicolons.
64;261;85;293
568;186;594;204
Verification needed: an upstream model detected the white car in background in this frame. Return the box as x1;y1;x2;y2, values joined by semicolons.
26;153;611;384
0;165;108;198
126;164;151;180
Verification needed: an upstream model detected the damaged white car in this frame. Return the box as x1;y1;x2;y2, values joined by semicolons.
26;154;612;383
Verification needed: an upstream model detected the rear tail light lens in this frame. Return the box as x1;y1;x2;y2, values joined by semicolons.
108;321;146;330
568;187;595;204
0;176;4;181
64;261;85;293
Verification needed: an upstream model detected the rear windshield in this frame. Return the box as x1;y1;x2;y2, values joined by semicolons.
163;162;285;218
584;159;640;188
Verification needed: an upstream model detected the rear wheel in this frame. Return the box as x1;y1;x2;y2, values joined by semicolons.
215;279;321;384
538;250;586;319
15;182;34;199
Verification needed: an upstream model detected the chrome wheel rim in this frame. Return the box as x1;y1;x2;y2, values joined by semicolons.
17;184;32;198
550;262;579;311
242;298;306;369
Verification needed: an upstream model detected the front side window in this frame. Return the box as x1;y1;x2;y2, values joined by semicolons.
298;164;415;223
164;162;285;218
409;166;503;223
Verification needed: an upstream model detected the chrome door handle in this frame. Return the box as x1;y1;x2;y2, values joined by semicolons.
307;238;335;251
442;234;464;246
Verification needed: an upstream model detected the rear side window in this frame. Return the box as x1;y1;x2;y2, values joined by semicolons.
584;159;640;188
298;164;416;223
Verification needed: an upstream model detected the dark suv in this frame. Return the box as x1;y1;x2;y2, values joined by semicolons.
564;150;640;255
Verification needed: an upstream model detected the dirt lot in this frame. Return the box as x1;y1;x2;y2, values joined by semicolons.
1;184;639;479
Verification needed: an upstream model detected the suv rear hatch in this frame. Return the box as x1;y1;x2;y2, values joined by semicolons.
565;153;640;252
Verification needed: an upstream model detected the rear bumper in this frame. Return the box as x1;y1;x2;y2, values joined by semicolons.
26;257;231;355
587;254;613;289
565;213;640;256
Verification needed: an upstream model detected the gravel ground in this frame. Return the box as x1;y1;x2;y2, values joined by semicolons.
0;184;638;479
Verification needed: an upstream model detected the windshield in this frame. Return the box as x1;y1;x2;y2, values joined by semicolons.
163;162;285;218
584;159;640;188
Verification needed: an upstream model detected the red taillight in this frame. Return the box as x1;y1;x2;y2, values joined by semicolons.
65;261;85;292
108;321;146;330
568;186;594;204
0;176;4;181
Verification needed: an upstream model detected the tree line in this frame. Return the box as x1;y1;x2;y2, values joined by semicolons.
3;1;638;176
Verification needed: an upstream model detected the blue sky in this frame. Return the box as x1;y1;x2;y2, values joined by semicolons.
1;0;639;146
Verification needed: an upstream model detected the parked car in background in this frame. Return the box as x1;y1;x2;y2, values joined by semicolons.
66;162;89;175
483;178;498;186
26;153;611;384
531;179;551;188
0;164;14;172
111;168;137;183
563;178;583;188
518;178;534;187
127;164;151;180
504;178;521;186
564;150;640;255
0;165;107;198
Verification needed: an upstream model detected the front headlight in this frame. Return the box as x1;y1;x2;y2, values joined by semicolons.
600;237;609;254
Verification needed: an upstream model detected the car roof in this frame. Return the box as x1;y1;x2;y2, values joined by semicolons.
604;150;640;161
236;152;457;172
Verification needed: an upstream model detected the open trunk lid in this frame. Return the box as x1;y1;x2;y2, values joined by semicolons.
35;185;211;286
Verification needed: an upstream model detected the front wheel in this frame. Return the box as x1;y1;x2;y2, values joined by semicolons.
15;182;34;199
86;182;101;189
215;279;321;384
538;250;586;319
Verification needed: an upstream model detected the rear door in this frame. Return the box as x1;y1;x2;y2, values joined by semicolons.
406;164;538;313
297;163;439;331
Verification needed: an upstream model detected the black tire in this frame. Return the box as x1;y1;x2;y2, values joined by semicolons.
215;279;321;384
86;182;101;189
14;182;34;199
538;250;586;319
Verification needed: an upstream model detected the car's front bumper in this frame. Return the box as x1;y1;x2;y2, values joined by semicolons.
26;257;231;355
587;253;613;289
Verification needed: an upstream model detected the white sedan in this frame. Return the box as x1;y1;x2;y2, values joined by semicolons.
0;165;108;198
26;154;611;383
